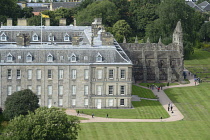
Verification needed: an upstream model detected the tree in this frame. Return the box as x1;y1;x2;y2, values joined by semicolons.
76;0;119;26
3;89;39;120
2;107;80;140
112;20;131;42
199;22;210;42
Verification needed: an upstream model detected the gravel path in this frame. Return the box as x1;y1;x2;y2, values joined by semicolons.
66;70;197;123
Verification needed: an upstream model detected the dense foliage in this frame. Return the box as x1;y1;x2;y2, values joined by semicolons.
3;89;39;120
2;107;80;140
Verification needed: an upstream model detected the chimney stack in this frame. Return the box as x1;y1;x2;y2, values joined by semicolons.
17;18;27;26
7;18;12;26
59;18;66;26
45;18;50;26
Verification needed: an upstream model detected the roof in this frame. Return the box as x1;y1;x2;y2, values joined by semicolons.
198;1;209;8
203;4;210;11
51;2;81;10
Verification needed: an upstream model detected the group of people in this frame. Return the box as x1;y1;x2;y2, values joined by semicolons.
77;111;109;118
168;102;174;114
147;84;164;91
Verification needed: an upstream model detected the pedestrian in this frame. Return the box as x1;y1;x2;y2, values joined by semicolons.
160;85;163;90
195;81;196;86
171;105;173;111
92;113;94;118
147;85;149;88
168;102;170;107
168;106;170;111
167;82;169;86
106;114;108;118
77;110;80;116
160;116;162;121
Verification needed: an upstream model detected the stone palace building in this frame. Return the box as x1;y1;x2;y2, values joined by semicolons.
0;18;133;109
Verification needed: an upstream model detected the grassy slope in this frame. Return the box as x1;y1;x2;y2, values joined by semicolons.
78;49;210;140
132;85;157;99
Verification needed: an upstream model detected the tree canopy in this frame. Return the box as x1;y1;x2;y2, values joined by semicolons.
3;89;39;120
2;107;80;140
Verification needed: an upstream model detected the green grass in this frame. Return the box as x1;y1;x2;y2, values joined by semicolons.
132;85;157;99
139;82;179;87
185;49;210;82
78;83;210;140
77;100;169;119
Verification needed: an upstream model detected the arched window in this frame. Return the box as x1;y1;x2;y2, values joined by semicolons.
26;52;32;62
32;33;38;41
96;52;102;62
70;53;77;62
1;32;7;41
64;33;70;41
47;53;53;62
7;53;13;62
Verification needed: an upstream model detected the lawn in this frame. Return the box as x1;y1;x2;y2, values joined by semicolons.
78;83;210;140
185;49;210;82
77;49;210;140
132;85;157;99
77;99;169;119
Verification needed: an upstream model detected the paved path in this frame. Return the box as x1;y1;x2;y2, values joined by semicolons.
66;70;198;123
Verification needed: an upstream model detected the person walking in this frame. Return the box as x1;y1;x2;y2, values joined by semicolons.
106;114;108;118
171;105;173;111
77;110;80;116
168;106;170;111
92;113;94;118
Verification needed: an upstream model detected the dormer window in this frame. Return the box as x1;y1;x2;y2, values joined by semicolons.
47;53;53;62
7;53;13;62
71;53;77;62
1;32;7;41
32;33;38;41
26;52;32;62
96;52;102;62
64;33;70;41
48;33;54;41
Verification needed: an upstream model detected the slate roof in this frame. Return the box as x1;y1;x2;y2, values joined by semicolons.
198;1;209;8
51;2;81;10
186;1;203;11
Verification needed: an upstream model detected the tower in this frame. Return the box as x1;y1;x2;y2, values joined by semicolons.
172;21;183;55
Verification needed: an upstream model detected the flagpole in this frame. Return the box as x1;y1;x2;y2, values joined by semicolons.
41;13;42;45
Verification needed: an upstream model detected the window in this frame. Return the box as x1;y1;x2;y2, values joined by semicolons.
84;56;88;60
1;32;7;41
38;99;41;105
7;69;12;79
120;99;125;106
72;99;76;106
97;70;102;79
28;69;32;79
84;85;88;95
16;86;21;91
18;56;21;59
58;69;64;79
120;70;125;79
26;52;32;62
48;99;52;108
84;69;89;80
48;85;52;95
37;85;41;95
109;69;114;79
47;53;53;62
64;33;69;41
7;86;12;95
60;56;64;60
59;85;63;95
17;70;21;79
72;85;76;95
71;53;77;62
97;85;102;95
7;53;13;62
120;86;125;95
72;69;76;79
48;70;52;79
108;86;114;95
32;34;38;41
108;99;113;106
48;33;54;41
37;69;41;79
27;85;32;90
96;52;102;62
84;99;88;106
59;99;63;106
